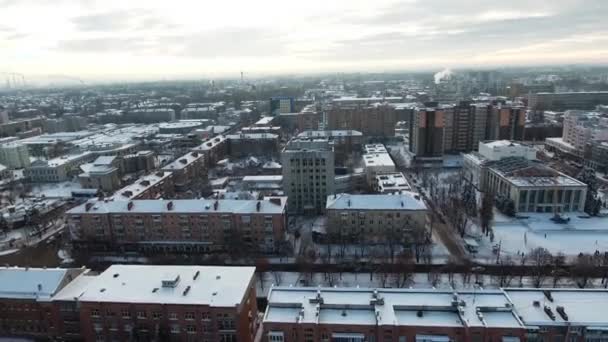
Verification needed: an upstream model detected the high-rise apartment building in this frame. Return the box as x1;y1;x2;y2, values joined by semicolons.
0;142;30;169
486;104;526;141
270;96;295;115
281;137;335;214
443;101;489;152
409;105;448;158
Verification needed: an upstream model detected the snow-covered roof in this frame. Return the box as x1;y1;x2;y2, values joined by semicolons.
363;153;395;167
505;288;608;327
264;287;524;329
68;197;287;215
242;175;283;183
226;133;278;140
326;193;426;211
0;267;69;301
161;151;203;171
108;171;172;201
75;265;255;307
297;130;363;138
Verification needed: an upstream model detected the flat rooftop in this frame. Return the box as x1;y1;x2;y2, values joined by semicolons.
326;193;426;211
363;153;395;167
68;197;287;215
297;130;363;138
0;267;70;301
375;172;411;192
265;287;523;328
75;265;255;307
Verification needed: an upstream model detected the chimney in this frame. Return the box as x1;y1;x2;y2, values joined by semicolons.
167;201;174;210
256;201;261;212
37;284;42;292
127;201;134;211
213;201;219;211
85;202;93;212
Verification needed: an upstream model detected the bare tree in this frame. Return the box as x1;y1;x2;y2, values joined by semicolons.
272;271;283;286
529;247;553;288
391;254;414;288
551;253;566;287
255;258;270;291
428;270;441;287
572;253;596;288
494;255;516;287
479;191;494;237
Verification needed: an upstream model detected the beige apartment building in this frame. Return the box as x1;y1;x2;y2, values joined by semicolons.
325;193;427;244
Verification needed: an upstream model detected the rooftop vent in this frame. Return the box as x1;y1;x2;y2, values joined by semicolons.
543;290;553;302
127;201;134;211
193;271;200;280
113;273;119;278
152;288;159;293
556;306;568;321
216;275;221;280
85;202;93;212
417;310;423;318
341;310;347;317
100;288;106;293
37;284;42;292
256;201;261;212
161;274;180;288
183;286;191;296
533;300;540;307
544;306;556;321
167;201;174;210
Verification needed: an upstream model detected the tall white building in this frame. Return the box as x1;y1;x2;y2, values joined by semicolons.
281;137;335;214
0;142;30;169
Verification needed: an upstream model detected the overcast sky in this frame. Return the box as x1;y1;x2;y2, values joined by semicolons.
1;0;607;81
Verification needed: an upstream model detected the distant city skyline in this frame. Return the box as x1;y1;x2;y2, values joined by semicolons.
0;0;607;82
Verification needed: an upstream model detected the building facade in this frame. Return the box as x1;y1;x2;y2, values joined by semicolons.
161;151;206;191
528;91;608;111
326;103;398;137
325;193;427;244
282;138;335;214
0;142;30;169
67;197;287;254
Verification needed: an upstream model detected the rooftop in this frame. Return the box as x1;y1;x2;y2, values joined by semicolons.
68;197;287;215
363;153;395;167
326;193;426;211
488;157;586;187
161;151;203;171
264;287;523;328
226;133;279;140
0;267;71;301
73;265;255;307
108;171;172;201
297;130;363;138
374;172;411;193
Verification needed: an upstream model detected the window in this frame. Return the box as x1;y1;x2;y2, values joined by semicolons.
269;331;284;342
185;312;195;320
121;310;131;319
91;309;100;317
137;311;147;319
124;324;132;332
152;312;162;320
220;334;237;342
169;313;178;320
170;324;180;334
186;325;196;334
105;310;115;317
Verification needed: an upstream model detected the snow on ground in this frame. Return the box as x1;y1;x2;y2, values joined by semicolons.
30;181;83;198
471;211;608;262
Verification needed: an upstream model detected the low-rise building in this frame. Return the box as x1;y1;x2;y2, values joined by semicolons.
0;267;87;340
264;287;526;342
363;149;396;186
193;135;228;166
122;150;156;174
58;265;258;342
227;133;280;158
109;171;174;201
78;156;121;193
325;193;427;244
373;172;411;194
161;151;206;191
26;152;96;182
67;197;287;254
297;104;321;131
124;108;175;123
464;141;587;213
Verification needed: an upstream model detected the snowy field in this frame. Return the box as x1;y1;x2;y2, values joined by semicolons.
472;211;608;262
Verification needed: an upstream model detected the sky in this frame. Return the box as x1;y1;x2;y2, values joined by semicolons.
0;0;607;82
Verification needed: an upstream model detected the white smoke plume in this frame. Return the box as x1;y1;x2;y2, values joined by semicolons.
434;68;452;84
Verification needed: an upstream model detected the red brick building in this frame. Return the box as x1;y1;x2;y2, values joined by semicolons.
161;151;206;191
66;197;287;254
0;267;86;340
53;265;258;342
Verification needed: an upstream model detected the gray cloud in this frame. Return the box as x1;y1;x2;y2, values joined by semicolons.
71;10;141;32
56;28;286;58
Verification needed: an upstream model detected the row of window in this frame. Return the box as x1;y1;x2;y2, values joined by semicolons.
91;309;225;322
